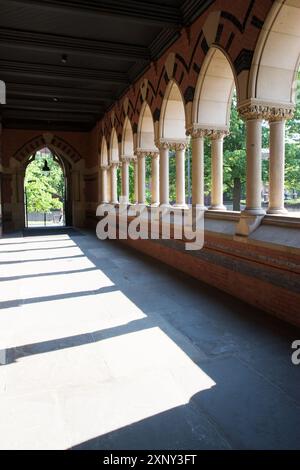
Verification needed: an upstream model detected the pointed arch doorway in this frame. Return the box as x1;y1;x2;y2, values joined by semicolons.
24;147;70;228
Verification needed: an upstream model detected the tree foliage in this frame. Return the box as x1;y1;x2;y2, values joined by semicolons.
25;151;64;213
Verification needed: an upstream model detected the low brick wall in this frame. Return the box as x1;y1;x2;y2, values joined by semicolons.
89;212;300;328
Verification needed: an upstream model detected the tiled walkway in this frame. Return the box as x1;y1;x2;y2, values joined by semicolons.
0;229;299;449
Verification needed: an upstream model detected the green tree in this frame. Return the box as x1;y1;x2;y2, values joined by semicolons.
25;151;64;213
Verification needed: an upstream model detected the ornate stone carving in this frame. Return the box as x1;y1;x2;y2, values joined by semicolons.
238;104;294;121
188;128;207;139
173;142;187;151
155;140;188;151
135;149;159;158
121;156;132;163
186;126;229;139
209;129;230;140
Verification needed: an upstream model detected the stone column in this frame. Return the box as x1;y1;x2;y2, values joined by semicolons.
137;152;146;204
174;142;188;208
150;152;159;206
158;142;170;207
190;128;206;208
242;117;265;215
133;157;138;204
236;104;267;236
268;118;287;214
209;130;227;211
110;162;118;204
101;166;109;203
121;157;130;204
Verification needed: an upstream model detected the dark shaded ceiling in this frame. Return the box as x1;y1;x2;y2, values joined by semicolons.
0;0;214;131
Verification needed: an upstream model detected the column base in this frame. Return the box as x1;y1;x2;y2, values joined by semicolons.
208;204;227;211
267;207;288;215
150;202;160;207
193;204;207;211
243;207;266;216
173;203;190;210
235;211;265;236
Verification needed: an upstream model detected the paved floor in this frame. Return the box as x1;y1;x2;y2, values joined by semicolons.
0;229;299;450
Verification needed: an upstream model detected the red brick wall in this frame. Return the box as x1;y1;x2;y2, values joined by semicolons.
120;235;300;328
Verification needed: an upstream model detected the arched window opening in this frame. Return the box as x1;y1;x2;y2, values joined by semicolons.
159;81;187;207
282;70;300;216
24;147;65;227
193;48;246;211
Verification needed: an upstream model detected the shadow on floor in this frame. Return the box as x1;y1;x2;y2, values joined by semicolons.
1;228;300;449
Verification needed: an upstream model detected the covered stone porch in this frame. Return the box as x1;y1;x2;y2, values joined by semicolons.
0;229;299;450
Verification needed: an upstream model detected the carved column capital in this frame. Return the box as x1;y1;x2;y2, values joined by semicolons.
173;142;188;151
187;127;207;139
209;129;230;140
150;152;159;160
155;139;188;151
121;155;132;163
238;103;294;121
101;165;110;171
110;161;120;169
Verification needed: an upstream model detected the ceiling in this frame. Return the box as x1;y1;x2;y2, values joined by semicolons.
0;0;213;131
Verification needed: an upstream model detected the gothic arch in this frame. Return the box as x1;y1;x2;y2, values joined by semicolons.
192;46;237;130
159;80;187;140
248;0;300;105
14;134;83;164
137;101;156;151
100;136;109;167
121;116;134;157
109;128;120;163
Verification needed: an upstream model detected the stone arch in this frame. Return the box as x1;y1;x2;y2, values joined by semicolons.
14;133;82;165
159;80;186;140
11;133;85;229
137;101;156;151
100;136;109;166
109;128;120;163
248;0;300;106
121;116;134;157
192;47;237;130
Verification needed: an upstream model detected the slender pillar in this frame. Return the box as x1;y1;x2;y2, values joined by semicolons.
133;157;138;204
101;166;109;203
174;142;188;208
137;152;146;204
151;152;159;206
268;118;287;214
191;129;206;208
244;118;265;215
121;157;129;204
158;143;170;207
110;162;118;204
209;131;227;211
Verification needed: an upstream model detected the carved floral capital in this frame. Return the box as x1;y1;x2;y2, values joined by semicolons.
238;104;294;121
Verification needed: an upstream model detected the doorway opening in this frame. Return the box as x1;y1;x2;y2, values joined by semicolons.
24;147;66;228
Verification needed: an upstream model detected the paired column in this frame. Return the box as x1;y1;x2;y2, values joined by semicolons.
190;128;206;209
174;142;188;208
100;166;109;203
121;157;130;204
150;152;159;206
243;115;265;215
137;152;146;204
110;162;119;204
158;142;170;207
209;130;227;211
267;118;287;214
133;157;138;204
